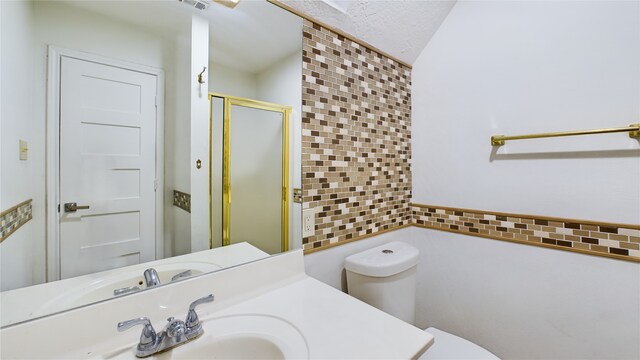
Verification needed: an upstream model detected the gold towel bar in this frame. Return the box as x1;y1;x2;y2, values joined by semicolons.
491;123;640;146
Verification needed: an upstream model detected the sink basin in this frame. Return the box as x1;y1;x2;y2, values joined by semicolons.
100;314;309;360
187;336;287;359
171;314;310;360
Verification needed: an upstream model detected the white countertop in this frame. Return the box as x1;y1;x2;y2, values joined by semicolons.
211;276;433;359
1;250;432;359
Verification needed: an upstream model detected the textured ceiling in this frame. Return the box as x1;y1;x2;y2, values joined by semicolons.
279;0;457;65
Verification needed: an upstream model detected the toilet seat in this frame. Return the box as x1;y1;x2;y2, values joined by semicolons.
420;327;500;360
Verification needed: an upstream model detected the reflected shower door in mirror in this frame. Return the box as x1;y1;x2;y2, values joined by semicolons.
210;95;292;255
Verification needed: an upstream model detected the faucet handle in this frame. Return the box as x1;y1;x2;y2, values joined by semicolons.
117;317;157;346
185;294;214;334
171;270;192;282
189;294;214;312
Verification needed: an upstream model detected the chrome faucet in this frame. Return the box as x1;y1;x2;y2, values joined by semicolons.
143;268;161;287
117;294;214;358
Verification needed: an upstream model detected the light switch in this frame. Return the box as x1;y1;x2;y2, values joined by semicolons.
19;140;28;160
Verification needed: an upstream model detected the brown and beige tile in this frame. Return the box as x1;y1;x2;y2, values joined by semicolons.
0;199;33;243
411;203;640;262
301;20;412;251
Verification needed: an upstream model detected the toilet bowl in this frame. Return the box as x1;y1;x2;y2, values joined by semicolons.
345;242;500;360
421;327;499;359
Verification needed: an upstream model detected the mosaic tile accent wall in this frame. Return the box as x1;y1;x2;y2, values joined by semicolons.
412;203;640;262
0;199;33;242
173;190;191;213
301;20;412;251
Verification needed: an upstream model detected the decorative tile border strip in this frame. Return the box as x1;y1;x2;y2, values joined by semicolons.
0;199;33;243
173;190;191;213
411;203;640;262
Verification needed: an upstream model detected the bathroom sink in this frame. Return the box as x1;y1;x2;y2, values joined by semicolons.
99;314;309;360
184;336;287;359
183;314;309;360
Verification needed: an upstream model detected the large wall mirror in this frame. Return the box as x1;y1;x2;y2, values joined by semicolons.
0;0;302;326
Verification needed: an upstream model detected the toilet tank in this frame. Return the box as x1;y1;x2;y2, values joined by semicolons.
344;241;419;325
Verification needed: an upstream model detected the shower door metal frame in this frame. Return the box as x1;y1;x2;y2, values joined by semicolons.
208;93;291;253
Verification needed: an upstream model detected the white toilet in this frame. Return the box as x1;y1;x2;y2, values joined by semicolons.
345;241;500;360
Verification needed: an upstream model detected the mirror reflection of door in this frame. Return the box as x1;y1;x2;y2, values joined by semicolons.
210;95;290;255
58;55;159;279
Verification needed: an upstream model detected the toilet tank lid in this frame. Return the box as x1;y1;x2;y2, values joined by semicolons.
344;241;419;277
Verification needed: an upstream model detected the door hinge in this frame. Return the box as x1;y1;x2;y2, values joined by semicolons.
154;180;158;191
57;204;60;213
155;95;158;108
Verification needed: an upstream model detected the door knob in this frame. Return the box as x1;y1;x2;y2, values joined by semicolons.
64;202;90;213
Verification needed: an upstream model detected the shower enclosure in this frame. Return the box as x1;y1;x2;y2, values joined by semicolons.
209;94;291;254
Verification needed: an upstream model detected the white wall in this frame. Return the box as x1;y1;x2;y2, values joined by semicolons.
189;15;210;253
209;62;258;100
166;33;192;257
0;0;39;291
411;227;639;360
406;1;640;358
304;227;640;359
257;51;303;251
412;0;640;224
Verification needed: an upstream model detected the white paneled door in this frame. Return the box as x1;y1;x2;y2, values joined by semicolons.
59;56;157;279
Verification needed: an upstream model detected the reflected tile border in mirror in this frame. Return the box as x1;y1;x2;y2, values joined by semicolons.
0;199;33;243
173;190;191;213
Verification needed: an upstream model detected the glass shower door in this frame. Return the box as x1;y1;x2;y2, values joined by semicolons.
210;94;290;254
228;105;284;254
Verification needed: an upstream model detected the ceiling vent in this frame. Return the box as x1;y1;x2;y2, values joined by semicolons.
178;0;211;11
